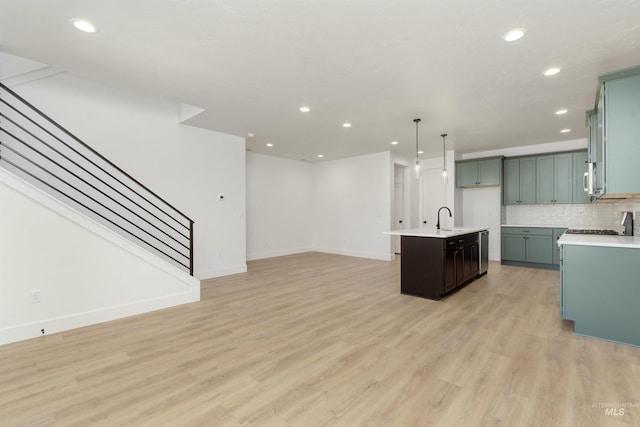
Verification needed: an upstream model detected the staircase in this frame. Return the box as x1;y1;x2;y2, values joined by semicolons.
0;82;194;275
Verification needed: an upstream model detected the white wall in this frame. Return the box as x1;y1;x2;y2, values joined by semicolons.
312;152;393;261
8;72;247;279
246;153;313;260
0;175;199;345
461;187;502;260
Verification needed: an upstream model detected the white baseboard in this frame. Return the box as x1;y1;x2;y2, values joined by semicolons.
0;290;197;346
195;263;247;280
246;247;314;261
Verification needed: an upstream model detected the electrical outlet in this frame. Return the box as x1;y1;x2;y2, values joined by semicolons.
30;290;41;304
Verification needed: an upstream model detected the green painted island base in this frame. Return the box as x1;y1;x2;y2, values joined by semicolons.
561;244;640;347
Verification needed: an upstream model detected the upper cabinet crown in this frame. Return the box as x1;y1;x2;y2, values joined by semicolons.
455;157;502;188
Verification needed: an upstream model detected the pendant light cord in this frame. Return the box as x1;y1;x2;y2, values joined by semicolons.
414;118;421;168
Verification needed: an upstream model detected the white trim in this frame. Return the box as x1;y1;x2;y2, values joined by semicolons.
246;247;314;261
1;66;66;88
195;264;248;280
0;289;196;345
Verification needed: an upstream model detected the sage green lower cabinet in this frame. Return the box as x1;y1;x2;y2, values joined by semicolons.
501;233;526;262
501;227;554;267
526;234;553;264
561;244;640;346
552;228;567;265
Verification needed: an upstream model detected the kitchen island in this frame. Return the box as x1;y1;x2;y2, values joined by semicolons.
385;227;489;300
558;233;640;346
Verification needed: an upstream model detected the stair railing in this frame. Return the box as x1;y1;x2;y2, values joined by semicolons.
0;82;194;275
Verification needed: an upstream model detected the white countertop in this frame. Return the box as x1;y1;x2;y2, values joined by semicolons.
384;227;488;239
502;224;570;229
558;233;640;249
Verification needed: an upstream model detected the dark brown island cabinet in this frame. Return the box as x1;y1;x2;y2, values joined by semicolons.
400;232;483;300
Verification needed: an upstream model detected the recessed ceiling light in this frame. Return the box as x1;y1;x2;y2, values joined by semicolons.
299;106;310;113
560;128;572;133
247;132;255;137
266;143;273;147
503;29;525;42
555;109;568;115
391;141;399;145
544;67;561;76
417;150;424;154
342;123;352;128
317;154;324;158
71;19;98;33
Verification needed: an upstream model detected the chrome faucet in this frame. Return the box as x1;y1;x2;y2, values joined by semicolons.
437;206;452;230
621;211;634;236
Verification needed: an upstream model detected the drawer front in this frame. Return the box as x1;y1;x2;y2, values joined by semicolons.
447;233;479;247
501;226;553;236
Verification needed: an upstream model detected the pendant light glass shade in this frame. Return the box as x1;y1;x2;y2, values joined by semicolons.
414;119;421;179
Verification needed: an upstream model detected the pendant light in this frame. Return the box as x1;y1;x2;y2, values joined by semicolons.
441;133;448;183
414;118;421;179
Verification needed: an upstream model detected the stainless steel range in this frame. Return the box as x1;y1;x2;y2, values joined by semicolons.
565;229;619;235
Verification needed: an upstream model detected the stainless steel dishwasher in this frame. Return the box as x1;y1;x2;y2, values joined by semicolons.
479;230;489;275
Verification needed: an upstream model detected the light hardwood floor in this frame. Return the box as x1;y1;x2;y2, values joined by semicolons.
1;253;639;426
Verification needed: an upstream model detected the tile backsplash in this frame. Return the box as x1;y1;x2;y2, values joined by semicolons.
504;200;640;235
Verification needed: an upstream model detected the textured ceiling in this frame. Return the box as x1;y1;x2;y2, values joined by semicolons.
1;0;639;162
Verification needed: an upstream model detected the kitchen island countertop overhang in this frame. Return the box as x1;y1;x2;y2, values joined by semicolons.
384;227;489;239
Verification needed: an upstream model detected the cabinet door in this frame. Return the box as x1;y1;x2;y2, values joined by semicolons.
519;157;537;204
501;234;526;262
536;155;554;203
503;158;520;205
467;242;480;279
572;152;590;203
455;248;465;286
587;110;597;163
444;248;456;292
604;75;640;195
457;162;479;187
526;235;553;264
553;153;573;203
477;158;501;186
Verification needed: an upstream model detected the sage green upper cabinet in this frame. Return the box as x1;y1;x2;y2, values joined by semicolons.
600;67;640;197
503;157;536;205
536;153;572;204
572;151;590;203
456;157;502;187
